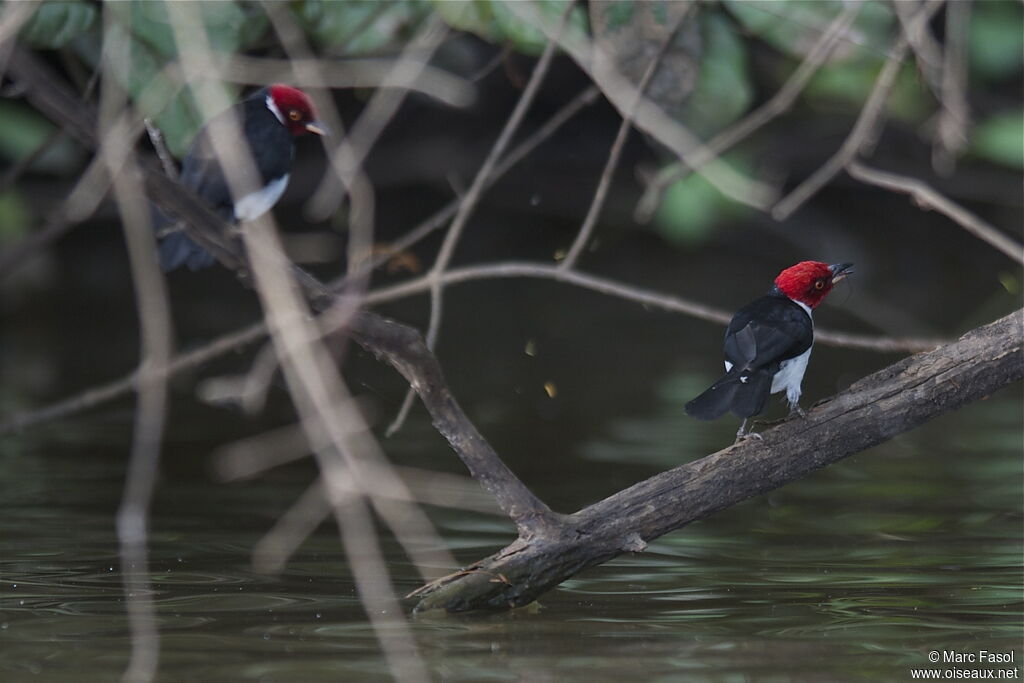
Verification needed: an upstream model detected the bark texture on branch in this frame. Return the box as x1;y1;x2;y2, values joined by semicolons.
411;309;1023;612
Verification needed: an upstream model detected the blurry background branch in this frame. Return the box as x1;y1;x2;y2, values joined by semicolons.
846;161;1024;265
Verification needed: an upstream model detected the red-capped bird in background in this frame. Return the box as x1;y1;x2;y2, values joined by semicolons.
156;84;326;271
685;261;854;440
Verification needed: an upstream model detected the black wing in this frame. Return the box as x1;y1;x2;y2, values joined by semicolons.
723;295;812;374
178;94;293;218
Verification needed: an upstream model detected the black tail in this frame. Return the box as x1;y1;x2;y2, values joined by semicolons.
152;205;216;271
158;230;216;271
685;368;773;420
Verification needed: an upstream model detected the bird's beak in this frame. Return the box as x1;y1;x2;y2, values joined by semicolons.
305;121;329;137
829;262;854;283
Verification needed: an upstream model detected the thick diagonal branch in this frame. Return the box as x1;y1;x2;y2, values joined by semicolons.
412;309;1022;612
345;310;563;536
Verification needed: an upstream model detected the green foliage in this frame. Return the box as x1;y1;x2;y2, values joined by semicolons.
599;1;636;34
0;101;81;173
431;0;589;56
0;191;31;244
653;157;751;245
803;59;928;122
723;0;895;60
969;0;1024;82
11;0;1024;240
970;111;1024;169
291;0;431;54
679;11;752;139
95;1;268;157
19;0;97;49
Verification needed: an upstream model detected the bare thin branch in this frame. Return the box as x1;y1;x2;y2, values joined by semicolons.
772;0;945;220
635;0;863;222
0;253;948;440
506;0;777;210
213;426;502;516
932;0;970;175
216;54;475;108
890;0;943;98
847;161;1024;264
99;14;174;682
387;2;576;436
364;261;948;353
306;16;451;221
252;479;331;574
0;321;265;435
143;118;178;181
338;84;602;292
0;0;38;81
562;4;693;269
164;6;433;680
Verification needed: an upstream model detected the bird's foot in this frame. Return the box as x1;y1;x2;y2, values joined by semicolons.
734;419;764;443
734;430;764;444
788;404;807;419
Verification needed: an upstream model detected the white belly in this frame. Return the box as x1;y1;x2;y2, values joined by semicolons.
771;347;811;407
233;175;289;221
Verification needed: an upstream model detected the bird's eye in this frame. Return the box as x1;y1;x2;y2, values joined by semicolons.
814;280;825;290
288;110;302;122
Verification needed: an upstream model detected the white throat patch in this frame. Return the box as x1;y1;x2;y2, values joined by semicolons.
265;94;285;125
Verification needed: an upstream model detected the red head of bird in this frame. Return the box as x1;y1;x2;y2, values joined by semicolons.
774;261;854;309
267;84;326;137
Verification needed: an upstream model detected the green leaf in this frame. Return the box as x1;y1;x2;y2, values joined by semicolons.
432;0;589;56
970;111;1024;169
968;1;1024;82
292;0;430;54
599;1;636;34
111;0;266;57
0;191;32;244
678;11;752;138
590;2;702;118
804;58;927;122
653;157;751;245
19;0;97;49
0;101;82;173
723;0;894;61
93;1;263;156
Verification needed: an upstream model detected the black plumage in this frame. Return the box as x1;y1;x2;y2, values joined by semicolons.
685;291;813;421
156;87;295;271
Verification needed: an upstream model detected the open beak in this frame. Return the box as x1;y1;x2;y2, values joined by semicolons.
829;262;854;284
305;121;328;137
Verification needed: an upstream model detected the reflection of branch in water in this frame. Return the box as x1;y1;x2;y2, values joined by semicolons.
97;19;174;682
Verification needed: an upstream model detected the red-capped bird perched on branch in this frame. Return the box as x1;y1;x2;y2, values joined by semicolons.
156;84;326;271
685;261;854;440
